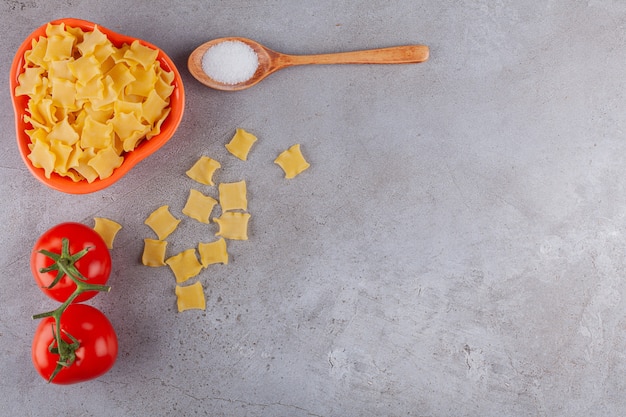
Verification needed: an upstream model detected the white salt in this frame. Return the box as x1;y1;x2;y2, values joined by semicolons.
201;40;259;85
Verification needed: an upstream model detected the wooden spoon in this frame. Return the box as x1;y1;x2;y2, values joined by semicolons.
188;37;429;91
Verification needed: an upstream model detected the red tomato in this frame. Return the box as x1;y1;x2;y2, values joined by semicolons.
31;222;111;303
32;304;118;384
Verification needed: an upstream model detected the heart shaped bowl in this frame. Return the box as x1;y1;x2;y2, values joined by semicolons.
10;18;185;194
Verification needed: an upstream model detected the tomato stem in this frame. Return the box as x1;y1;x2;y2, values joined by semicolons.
32;237;111;383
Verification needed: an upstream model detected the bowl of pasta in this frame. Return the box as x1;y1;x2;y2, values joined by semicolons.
10;18;185;194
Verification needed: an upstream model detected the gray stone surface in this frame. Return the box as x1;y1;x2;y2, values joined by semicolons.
2;1;626;416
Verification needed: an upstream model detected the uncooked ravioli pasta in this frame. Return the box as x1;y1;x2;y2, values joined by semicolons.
186;155;221;185
198;238;228;267
225;128;257;161
274;144;310;179
218;180;247;212
214;212;251;240
175;282;206;312
93;217;122;249
144;205;180;241
142;238;167;267
15;23;175;182
165;248;203;284
182;189;218;224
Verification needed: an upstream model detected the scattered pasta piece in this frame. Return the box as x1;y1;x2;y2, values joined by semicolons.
198;238;229;267
182;189;218;224
145;205;180;240
15;23;175;182
218;180;247;212
274;144;310;179
165;248;203;283
225;128;257;161
142;238;167;267
214;212;251;240
93;217;122;249
175;281;206;312
186;156;221;185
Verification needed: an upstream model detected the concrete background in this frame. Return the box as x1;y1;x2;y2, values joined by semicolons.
2;1;626;416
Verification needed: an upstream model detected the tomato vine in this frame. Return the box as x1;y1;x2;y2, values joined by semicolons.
32;237;112;382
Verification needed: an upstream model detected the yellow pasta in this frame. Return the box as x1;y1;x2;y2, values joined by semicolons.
123;40;159;69
81;115;114;149
186;156;221;186
198;238;228;267
225;128;257;161
74;148;99;183
142;238;167;267
144;205;180;240
165;248;203;283
77;25;108;56
15;67;45;97
274;144;310;179
182;189;218;224
87;147;124;179
175;281;206;312
93;217;122;249
44;33;75;62
27;139;55;178
218;180;247;212
214;212;251;240
14;23;175;182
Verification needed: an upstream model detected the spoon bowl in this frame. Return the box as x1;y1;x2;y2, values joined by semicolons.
188;37;429;91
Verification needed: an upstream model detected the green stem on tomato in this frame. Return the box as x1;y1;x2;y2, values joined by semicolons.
31;237;111;382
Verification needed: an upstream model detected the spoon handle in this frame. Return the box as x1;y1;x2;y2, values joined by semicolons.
280;45;429;66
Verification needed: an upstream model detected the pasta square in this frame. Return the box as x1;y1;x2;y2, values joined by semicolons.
50;77;76;108
93;217;122;249
111;111;147;146
49;60;74;82
126;65;157;97
25;36;48;67
27;139;55;178
84;101;114;124
218;180;248;212
75;76;104;102
145;107;170;140
47;117;79;146
50;140;73;174
76;25;108;56
142;90;169;124
124;40;159;69
106;63;136;95
186;156;221;186
81;115;114;149
69;54;102;84
225;128;257;161
198;238;228;267
142;238;167;267
214;212;251;240
74;148;99;183
175;281;206;312
182;189;218;224
15;67;45;96
44;34;75;62
93;42;115;65
166;248;203;283
144;205;180;240
274;144;310;179
88;146;123;179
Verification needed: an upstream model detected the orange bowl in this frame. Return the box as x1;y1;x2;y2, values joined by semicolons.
10;18;185;194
